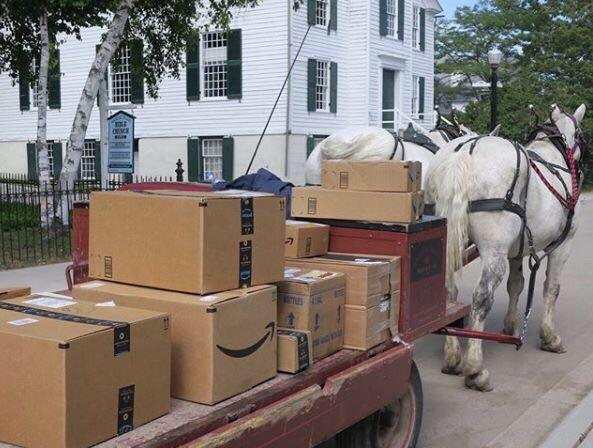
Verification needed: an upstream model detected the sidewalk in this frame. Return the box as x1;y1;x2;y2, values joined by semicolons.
0;261;70;293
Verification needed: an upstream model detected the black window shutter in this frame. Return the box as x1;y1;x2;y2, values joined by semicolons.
187;138;201;182
48;49;61;109
52;142;62;179
419;9;426;52
307;135;316;158
398;0;405;41
222;136;234;181
227;30;242;99
307;59;317;112
330;62;338;113
330;0;337;30
96;44;108;105
186;31;200;101
26;143;37;180
308;0;316;25
379;0;388;36
419;77;425;119
19;75;30;111
130;40;144;104
94;140;102;181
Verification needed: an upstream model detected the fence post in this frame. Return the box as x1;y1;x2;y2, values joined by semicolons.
175;159;185;182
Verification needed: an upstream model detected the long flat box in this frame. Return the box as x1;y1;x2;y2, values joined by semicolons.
0;294;170;448
322;160;422;192
73;281;277;405
0;286;31;300
89;190;285;294
285;220;329;258
277;268;345;361
291;187;424;223
277;328;313;373
344;297;396;350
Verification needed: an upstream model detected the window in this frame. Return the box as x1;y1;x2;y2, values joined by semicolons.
386;0;398;38
80;141;96;180
47;142;55;177
316;0;329;27
202;138;223;182
316;60;331;112
109;44;132;104
412;6;421;49
30;59;41;109
202;31;228;99
412;76;420;117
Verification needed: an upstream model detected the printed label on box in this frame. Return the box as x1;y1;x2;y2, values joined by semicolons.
8;318;38;326
24;297;76;309
79;282;105;289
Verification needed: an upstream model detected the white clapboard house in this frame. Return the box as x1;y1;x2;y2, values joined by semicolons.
0;0;442;185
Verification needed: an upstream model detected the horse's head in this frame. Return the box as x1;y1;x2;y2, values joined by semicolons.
551;104;587;161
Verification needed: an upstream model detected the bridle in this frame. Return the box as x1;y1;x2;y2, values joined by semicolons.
433;111;467;142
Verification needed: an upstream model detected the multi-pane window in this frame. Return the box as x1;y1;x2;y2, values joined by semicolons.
47;142;54;177
109;44;132;104
412;6;421;49
386;0;398;38
81;141;96;180
202;138;223;182
411;76;420;117
202;31;228;98
30;59;41;108
316;0;329;27
315;60;331;112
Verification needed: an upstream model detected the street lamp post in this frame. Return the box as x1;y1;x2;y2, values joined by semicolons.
488;48;503;131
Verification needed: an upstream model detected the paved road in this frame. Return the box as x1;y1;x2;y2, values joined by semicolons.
0;261;69;293
416;192;593;448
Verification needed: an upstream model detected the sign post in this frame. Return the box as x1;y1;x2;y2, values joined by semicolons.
107;111;135;175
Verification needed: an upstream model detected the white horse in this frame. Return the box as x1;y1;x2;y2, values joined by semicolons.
426;104;586;391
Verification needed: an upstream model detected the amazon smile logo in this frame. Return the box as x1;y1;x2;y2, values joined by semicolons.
216;322;275;358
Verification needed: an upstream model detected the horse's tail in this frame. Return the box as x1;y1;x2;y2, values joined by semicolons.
426;148;473;290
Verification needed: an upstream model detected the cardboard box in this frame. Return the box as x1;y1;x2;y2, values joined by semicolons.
322;160;422;192
344;296;398;350
285;220;329;258
277;328;314;373
277;268;345;361
291;187;424;223
73;281;277;405
0;294;170;448
0;286;31;300
89;189;286;294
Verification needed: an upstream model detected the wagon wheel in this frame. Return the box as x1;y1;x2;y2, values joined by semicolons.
335;361;423;448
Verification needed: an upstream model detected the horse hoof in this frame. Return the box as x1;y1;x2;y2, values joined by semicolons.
540;336;567;354
465;370;493;392
502;327;515;336
441;364;463;376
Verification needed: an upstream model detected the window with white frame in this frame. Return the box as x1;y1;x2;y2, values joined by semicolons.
30;59;41;109
316;0;329;27
315;60;331;112
80;141;96;180
411;76;420;117
47;141;55;177
202;31;228;99
202;138;223;182
386;0;398;38
412;6;421;49
109;44;132;104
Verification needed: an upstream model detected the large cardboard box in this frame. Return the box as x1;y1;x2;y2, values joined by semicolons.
291;187;424;223
277;328;314;373
285;220;329;258
277;268;345;361
344;296;398;350
0;294;170;448
73;281;277;405
322;160;422;193
89;190;285;294
0;286;31;300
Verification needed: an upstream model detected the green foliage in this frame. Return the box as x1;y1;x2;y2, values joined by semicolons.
0;202;41;231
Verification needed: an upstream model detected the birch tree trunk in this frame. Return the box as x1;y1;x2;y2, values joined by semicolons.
59;0;134;184
37;11;52;225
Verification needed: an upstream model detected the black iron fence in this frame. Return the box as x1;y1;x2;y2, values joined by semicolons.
0;173;175;270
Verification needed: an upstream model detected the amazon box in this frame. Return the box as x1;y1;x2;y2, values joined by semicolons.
277;328;314;373
0;294;170;448
89;189;285;294
73;280;277;405
291;187;424;223
277;268;345;361
322;160;422;192
344;297;398;350
285;220;329;258
0;286;31;300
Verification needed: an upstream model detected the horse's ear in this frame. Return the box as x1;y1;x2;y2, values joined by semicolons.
574;104;586;123
551;105;563;122
489;124;501;136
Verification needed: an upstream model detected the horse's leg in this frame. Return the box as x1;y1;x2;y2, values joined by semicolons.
464;251;507;391
442;274;463;375
503;258;524;335
540;239;572;353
